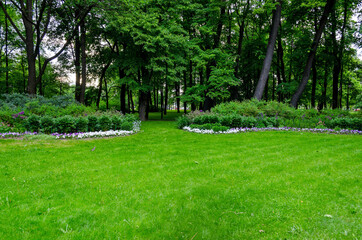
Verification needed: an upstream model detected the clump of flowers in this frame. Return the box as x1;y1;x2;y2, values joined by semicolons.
1;131;37;138
12;111;26;119
183;126;362;135
52;129;137;139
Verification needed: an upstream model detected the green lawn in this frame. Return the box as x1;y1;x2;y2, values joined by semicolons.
0;121;361;239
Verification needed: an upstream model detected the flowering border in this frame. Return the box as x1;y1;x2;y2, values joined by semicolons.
1;131;38;138
52;129;137;139
183;126;362;135
1;121;141;139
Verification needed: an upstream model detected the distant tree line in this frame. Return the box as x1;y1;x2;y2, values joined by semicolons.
0;0;361;120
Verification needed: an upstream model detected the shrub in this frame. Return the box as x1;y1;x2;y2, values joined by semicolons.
98;115;112;131
56;116;76;133
193;114;219;124
40;116;55;133
260;101;296;118
212;125;229;132
88;116;98;131
120;121;133;131
327;117;362;130
219;115;233;127
76;117;88;132
176;115;191;129
111;116;122;130
0;122;12;133
25;115;41;132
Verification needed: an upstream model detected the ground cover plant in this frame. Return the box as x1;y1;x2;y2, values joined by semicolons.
0;94;140;137
177;100;362;132
0;121;361;239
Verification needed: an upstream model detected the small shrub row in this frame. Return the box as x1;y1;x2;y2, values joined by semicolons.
177;114;280;129
189;123;229;132
23;114;136;133
326;117;362;130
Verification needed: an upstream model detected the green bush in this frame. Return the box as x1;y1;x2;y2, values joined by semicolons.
193;114;219;124
25;115;41;132
176;116;191;129
0;122;12;133
98;115;112;131
327;117;362;130
212;125;229;132
120;121;133;131
76;117;88;132
56;116;76;133
111;116;122;130
40;116;55;133
88;116;98;131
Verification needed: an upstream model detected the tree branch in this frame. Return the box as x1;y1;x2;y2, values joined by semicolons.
0;0;26;42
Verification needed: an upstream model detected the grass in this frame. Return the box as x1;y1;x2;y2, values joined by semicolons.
0;121;361;239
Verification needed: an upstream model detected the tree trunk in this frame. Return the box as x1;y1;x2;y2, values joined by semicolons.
119;68;126;114
164;62;168;115
290;0;336;108
79;21;86;104
175;82;180;113
21;57;26;93
331;8;339;109
96;62;111;109
75;25;81;102
183;70;187;114
318;59;329;110
104;77;109;110
276;42;282;102
5;0;9;94
127;86;131;113
139;90;148;121
254;0;282;100
311;59;317;108
160;86;164;120
130;90;135;113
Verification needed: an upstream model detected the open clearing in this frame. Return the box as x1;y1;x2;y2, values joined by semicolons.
0;121;361;239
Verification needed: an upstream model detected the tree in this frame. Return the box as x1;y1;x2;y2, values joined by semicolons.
290;0;336;108
254;0;282;100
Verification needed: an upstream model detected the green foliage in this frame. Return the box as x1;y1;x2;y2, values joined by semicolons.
87;116;98;132
40;116;55;134
120;121;133;131
98;116;112;131
193;114;219;124
176;115;191;129
25;115;41;132
355;93;362;109
55;116;76;133
211;125;229;132
0;122;12;133
111;116;122;130
76;117;89;132
327;117;362;130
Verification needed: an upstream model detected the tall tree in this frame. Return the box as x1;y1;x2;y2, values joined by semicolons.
290;0;336;108
254;0;282;100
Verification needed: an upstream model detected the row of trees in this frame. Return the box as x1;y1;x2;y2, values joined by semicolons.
0;0;361;120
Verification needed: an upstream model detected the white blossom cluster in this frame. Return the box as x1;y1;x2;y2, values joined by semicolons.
54;130;137;139
183;126;362;135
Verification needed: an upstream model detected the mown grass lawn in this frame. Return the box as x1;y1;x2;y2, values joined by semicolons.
0;121;361;239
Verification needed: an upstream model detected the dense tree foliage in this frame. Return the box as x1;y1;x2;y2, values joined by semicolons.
0;0;361;120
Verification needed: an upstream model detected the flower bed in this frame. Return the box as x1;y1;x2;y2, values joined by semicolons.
1;121;141;139
183;126;362;135
52;129;137;139
1;131;38;138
